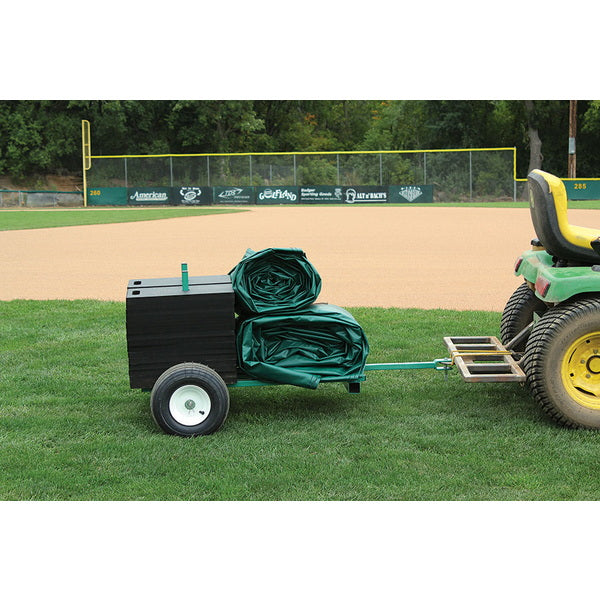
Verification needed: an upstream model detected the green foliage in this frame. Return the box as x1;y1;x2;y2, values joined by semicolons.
167;100;269;153
1;100;600;183
582;100;600;134
296;157;338;185
473;151;515;197
360;101;427;150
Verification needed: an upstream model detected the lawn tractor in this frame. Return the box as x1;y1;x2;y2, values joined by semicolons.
485;169;600;429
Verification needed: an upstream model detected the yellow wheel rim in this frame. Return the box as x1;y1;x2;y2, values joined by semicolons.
561;332;600;409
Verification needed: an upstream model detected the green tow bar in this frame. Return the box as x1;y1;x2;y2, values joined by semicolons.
364;359;451;372
229;358;453;390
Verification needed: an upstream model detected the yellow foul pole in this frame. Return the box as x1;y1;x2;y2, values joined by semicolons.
81;120;91;207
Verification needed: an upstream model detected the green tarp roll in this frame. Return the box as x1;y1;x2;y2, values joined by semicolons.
236;304;370;389
229;248;322;315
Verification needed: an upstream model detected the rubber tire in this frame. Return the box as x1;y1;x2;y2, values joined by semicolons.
150;362;230;436
522;296;600;429
500;282;547;352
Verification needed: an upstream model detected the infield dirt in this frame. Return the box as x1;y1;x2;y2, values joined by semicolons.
3;205;600;311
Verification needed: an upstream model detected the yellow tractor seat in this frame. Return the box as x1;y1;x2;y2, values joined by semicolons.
528;169;600;264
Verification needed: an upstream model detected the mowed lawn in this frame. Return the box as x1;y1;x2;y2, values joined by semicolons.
2;299;600;501
0;207;244;231
1;200;599;233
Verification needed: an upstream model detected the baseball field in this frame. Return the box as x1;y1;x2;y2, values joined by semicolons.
0;204;565;308
3;204;600;501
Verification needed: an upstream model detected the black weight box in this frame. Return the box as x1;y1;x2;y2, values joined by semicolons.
126;274;237;389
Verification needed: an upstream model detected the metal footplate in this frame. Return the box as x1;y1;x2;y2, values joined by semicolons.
443;336;526;383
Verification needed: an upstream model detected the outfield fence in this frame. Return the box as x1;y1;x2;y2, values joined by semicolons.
4;140;598;208
86;148;520;206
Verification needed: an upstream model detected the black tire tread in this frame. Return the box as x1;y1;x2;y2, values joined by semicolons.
150;362;230;436
522;296;600;428
500;282;546;350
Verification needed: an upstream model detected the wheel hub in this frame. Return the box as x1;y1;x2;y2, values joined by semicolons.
169;384;211;426
562;333;600;409
587;355;600;375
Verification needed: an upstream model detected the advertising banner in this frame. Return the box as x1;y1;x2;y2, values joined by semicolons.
389;184;434;203
299;186;344;204
88;187;128;206
342;186;388;204
563;180;600;201
174;186;213;206
255;186;299;205
128;187;171;205
213;186;255;205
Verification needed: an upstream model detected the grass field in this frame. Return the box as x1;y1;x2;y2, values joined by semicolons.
308;200;600;209
0;207;244;231
2;299;599;501
0;201;598;232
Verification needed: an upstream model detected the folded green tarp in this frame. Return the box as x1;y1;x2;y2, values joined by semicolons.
229;247;322;315
236;304;370;389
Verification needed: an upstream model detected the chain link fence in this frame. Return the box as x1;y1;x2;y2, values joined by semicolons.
0;190;83;207
88;148;518;202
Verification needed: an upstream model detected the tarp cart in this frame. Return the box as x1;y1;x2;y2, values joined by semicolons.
126;255;452;437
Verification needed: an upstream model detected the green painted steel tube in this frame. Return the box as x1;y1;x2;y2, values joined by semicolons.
364;360;450;371
230;376;364;389
181;263;189;292
229;358;452;388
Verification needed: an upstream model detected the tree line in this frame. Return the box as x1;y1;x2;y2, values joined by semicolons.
1;100;599;182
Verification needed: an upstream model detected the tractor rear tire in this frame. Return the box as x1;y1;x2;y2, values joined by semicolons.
500;282;547;352
522;296;600;429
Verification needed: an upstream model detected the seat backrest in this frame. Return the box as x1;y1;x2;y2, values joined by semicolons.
528;169;600;264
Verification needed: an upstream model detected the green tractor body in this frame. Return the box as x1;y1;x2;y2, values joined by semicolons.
515;248;600;304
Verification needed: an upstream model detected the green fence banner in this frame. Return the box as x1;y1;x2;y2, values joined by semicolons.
256;186;299;204
564;180;600;201
128;187;171;205
213;186;255;205
88;187;128;206
389;184;434;203
174;186;212;205
342;186;388;203
299;186;344;203
90;184;437;206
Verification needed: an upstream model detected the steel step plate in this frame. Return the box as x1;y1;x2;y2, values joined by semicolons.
443;336;526;383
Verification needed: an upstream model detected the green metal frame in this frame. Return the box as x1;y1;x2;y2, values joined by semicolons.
228;358;451;389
